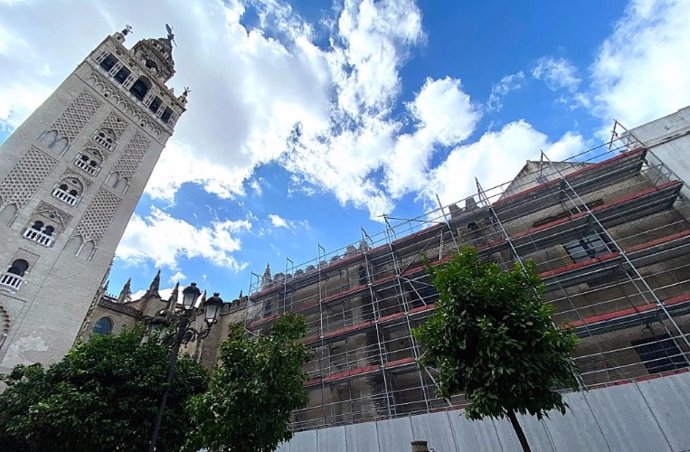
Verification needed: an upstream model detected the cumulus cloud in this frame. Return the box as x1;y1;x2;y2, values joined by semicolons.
0;0;481;221
385;77;480;198
589;0;690;128
424;120;585;206
116;206;251;271
532;57;581;92
487;71;525;112
268;213;289;228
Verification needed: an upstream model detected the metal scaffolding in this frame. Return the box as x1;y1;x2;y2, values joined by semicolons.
244;127;690;432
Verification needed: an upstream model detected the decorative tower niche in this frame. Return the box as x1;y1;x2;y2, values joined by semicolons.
0;26;187;373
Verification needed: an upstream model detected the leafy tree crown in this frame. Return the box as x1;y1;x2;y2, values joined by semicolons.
413;246;579;420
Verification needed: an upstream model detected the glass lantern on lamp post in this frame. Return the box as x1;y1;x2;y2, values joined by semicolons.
147;283;223;452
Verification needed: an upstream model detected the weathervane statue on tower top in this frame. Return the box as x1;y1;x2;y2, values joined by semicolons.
165;23;176;46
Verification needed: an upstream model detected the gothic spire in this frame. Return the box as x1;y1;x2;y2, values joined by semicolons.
261;263;272;289
117;278;132;303
144;269;161;299
167;281;180;312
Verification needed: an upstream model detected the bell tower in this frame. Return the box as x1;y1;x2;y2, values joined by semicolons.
0;26;188;373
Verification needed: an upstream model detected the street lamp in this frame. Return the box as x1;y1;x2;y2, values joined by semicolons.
147;283;223;452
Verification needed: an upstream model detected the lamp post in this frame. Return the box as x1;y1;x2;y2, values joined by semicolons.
147;283;223;452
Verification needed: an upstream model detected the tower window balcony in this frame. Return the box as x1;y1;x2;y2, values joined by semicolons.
52;184;81;207
0;272;24;291
74;154;100;176
0;259;29;291
92;129;116;150
23;227;55;247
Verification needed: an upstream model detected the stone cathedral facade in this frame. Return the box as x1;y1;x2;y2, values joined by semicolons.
0;27;187;374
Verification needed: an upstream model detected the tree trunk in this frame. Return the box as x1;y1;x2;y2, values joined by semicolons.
506;409;532;452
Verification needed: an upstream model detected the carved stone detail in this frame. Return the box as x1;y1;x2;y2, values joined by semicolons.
49;91;102;143
74;188;121;246
112;132;151;179
87;70;168;137
99;111;129;139
0;146;57;209
35;201;73;227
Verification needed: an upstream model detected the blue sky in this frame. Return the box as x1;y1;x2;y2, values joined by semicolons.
1;0;689;301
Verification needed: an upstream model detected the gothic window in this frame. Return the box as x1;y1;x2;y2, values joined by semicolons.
148;96;162;114
23;219;56;247
113;66;131;84
92;317;113;335
99;53;118;72
52;176;84;207
129;76;151;101
160;107;173;123
92;129;116;150
1;259;29;290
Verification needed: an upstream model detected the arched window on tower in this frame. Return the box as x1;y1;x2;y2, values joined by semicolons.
145;59;159;76
99;53;118;72
51;176;84;207
74;148;104;176
129;76;151;101
92;129;116;150
160;107;173;123
92;317;113;336
148;96;162;114
1;259;29;291
23;219;56;247
114;66;131;84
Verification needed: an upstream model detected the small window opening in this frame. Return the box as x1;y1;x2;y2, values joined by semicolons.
92;129;116;150
161;107;173;122
99;54;118;72
114;67;131;84
149;96;162;114
563;233;610;263
145;59;159;73
43;225;55;236
129;77;150;101
92;317;113;335
31;220;44;231
8;259;29;277
632;333;688;374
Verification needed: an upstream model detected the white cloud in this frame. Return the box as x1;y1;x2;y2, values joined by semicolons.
589;0;690;128
424;120;585;206
0;0;477;221
487;71;525;112
268;213;289;228
168;271;186;284
116;206;251;272
248;178;263;196
385;77;480;198
532;57;581;92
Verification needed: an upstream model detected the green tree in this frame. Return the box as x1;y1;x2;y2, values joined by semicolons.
413;246;580;452
185;313;311;452
0;329;208;452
